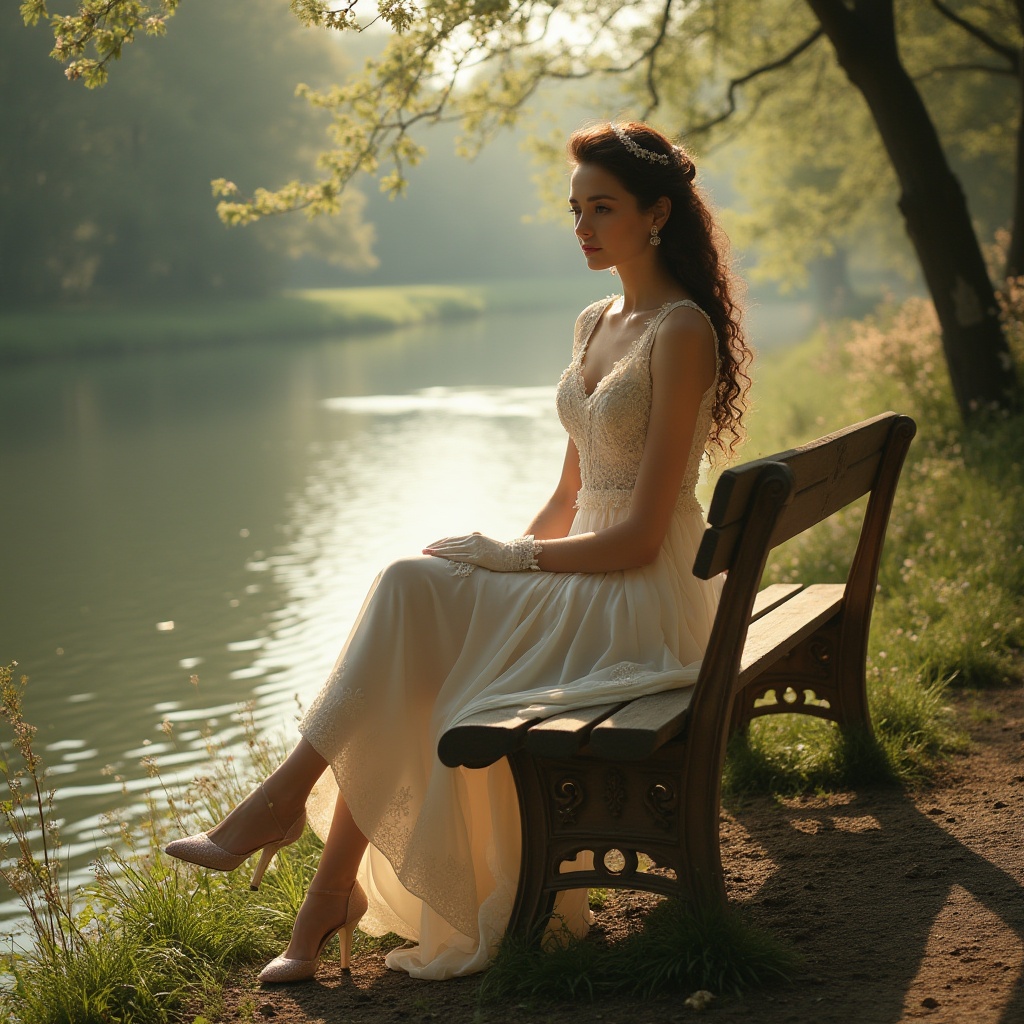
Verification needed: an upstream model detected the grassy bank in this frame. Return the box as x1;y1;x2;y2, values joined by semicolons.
0;285;483;362
3;290;1024;1020
724;293;1024;794
0;277;601;362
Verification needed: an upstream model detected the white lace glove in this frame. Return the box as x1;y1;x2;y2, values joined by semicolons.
423;533;542;573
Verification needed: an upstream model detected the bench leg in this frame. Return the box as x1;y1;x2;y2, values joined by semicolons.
506;749;558;940
728;617;875;737
503;743;728;946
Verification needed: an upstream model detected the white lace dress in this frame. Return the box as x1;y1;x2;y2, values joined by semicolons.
299;297;722;979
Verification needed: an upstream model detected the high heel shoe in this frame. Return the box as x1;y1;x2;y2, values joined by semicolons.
258;881;368;984
164;783;306;890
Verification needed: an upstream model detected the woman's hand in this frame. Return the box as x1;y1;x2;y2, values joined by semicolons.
423;533;542;572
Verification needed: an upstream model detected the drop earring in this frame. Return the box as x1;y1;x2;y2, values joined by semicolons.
649;224;661;247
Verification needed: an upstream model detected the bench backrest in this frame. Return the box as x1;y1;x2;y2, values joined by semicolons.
694;412;912;580
687;411;916;729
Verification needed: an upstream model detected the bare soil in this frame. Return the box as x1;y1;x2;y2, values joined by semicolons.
212;688;1023;1024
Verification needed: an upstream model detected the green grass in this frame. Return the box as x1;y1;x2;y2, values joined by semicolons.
0;285;484;361
481;899;799;1003
0;276;603;362
0;676;404;1024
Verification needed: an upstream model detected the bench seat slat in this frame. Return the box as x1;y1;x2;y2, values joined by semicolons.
524;702;623;758
586;686;695;761
586;583;845;761
438;708;539;768
439;585;816;768
750;583;804;621
738;583;845;686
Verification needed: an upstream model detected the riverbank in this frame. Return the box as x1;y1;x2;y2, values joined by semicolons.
212;685;1024;1024
0;277;600;362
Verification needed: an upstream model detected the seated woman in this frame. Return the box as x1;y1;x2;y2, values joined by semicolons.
166;120;751;983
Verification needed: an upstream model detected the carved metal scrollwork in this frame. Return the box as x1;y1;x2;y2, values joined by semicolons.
604;768;626;818
554;777;584;826
809;639;832;666
644;780;677;831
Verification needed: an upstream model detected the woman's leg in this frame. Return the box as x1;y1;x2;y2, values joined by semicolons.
205;737;328;854
279;790;369;961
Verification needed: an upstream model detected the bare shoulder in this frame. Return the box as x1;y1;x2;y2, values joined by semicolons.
658;301;716;344
650;302;717;390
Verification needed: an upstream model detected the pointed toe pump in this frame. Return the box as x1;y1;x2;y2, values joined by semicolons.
258;881;369;984
164;783;306;890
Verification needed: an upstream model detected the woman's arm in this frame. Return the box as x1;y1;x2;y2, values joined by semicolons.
533;306;716;573
525;437;583;541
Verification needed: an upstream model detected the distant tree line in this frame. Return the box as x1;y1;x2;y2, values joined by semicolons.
2;1;373;307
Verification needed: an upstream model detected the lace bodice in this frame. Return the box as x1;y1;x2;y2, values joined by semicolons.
555;296;718;513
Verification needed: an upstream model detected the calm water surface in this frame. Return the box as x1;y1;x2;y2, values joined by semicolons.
0;293;809;928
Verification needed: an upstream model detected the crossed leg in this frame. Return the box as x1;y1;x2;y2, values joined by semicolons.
198;737;370;962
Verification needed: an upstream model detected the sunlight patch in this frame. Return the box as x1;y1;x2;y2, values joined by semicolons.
323;385;554;419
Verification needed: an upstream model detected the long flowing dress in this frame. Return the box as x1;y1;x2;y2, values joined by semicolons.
299;296;723;980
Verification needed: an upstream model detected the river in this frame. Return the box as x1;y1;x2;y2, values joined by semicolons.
0;288;811;930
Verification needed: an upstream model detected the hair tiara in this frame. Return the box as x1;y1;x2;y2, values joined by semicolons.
611;123;672;166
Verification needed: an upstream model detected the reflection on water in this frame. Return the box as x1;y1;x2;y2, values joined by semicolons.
0;303;582;927
0;292;811;928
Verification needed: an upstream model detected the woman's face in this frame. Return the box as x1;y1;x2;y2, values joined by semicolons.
568;162;657;273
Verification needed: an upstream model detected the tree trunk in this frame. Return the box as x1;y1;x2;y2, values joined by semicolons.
811;248;864;318
1006;3;1024;278
807;0;1020;418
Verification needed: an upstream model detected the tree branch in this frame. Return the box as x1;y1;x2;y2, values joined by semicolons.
641;0;675;117
915;61;1018;81
686;26;824;135
930;0;1020;74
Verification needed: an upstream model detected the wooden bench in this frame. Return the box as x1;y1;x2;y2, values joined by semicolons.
438;411;917;938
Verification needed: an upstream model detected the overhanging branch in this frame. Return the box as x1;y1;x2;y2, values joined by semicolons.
930;0;1020;74
642;0;676;117
686;26;824;135
915;61;1018;81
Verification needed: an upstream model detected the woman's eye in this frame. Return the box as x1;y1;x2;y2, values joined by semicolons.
595;205;610;213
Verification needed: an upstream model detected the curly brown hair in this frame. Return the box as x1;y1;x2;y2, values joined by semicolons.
568;121;752;462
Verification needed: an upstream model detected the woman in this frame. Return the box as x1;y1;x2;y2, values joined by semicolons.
166;120;751;983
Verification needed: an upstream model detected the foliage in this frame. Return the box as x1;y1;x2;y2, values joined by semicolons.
20;0;179;89
22;1;1020;257
5;1;374;306
659;1;1021;296
0;663;72;958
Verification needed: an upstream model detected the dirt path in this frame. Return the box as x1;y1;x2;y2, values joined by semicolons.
214;688;1023;1024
